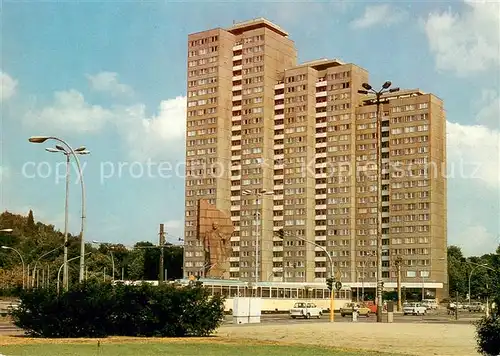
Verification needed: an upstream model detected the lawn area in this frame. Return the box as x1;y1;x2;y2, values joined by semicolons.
0;341;402;356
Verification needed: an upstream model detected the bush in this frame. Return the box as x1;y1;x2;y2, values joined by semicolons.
475;315;500;356
11;280;225;338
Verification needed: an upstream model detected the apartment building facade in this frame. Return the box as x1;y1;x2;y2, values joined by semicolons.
183;18;447;298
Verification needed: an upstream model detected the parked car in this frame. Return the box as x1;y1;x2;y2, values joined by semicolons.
403;302;427;315
340;302;371;317
422;299;438;310
289;302;322;319
468;302;485;313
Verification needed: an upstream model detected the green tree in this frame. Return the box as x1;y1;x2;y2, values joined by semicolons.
447;245;467;297
126;249;145;280
163;245;183;280
26;210;35;232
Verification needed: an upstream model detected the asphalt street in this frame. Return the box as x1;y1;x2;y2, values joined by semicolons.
0;311;482;335
224;310;482;325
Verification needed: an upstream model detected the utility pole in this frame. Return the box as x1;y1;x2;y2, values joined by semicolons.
159;223;165;283
63;153;70;291
395;256;403;312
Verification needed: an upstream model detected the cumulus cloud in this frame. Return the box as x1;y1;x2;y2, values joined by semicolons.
446;91;500;255
447;121;499;191
115;96;187;161
24;89;114;133
424;0;500;75
455;225;497;257
350;4;407;29
475;90;500;130
0;71;18;101
86;72;134;97
164;219;184;243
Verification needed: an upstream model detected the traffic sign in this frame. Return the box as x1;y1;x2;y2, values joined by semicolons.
335;281;342;291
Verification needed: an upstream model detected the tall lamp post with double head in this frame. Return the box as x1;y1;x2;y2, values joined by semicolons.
29;136;88;283
358;81;399;323
276;228;335;323
46;145;89;290
242;189;274;283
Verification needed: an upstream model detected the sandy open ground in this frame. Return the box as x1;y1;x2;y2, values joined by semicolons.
0;322;478;355
216;322;478;356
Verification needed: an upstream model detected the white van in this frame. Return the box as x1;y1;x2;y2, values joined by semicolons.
422;299;438;310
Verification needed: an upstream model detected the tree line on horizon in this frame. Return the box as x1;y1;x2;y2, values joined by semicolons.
0;210;183;291
0;210;499;301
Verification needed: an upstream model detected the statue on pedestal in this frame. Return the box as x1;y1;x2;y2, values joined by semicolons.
197;199;234;278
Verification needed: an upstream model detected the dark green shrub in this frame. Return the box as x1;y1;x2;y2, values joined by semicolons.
475;315;500;356
11;280;225;338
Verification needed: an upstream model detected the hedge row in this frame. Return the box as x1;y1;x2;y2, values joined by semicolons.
11;280;225;338
475;314;500;356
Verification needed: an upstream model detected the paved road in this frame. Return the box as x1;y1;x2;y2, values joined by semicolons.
0;311;482;335
0;324;22;335
224;310;482;325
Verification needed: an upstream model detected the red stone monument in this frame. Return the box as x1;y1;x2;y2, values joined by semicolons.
197;199;234;278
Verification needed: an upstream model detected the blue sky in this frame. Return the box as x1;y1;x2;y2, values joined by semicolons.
0;0;499;255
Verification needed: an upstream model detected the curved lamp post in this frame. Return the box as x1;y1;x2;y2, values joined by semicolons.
357;82;400;323
32;244;65;288
46;145;89;291
466;260;495;316
276;229;335;323
1;245;25;289
29;136;87;283
57;252;92;295
92;240;116;282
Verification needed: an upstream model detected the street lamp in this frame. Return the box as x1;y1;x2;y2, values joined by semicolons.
57;252;92;295
92;240;116;282
0;229;13;233
466;261;494;311
32;244;65;288
46;145;89;291
1;245;25;289
394;256;403;311
361;251;376;303
242;188;274;283
276;229;335;323
358;81;400;323
29;136;88;283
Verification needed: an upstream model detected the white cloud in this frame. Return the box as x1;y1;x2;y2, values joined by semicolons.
447;121;499;190
455;225;497;257
164;219;184;243
165;219;182;229
350;4;407;29
424;0;500;75
22;82;186;160
116;96;187;161
475;90;499;130
24;89;114;133
0;71;18;101
86;72;133;97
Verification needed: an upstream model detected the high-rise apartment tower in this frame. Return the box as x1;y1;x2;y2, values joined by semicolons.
183;18;447;299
